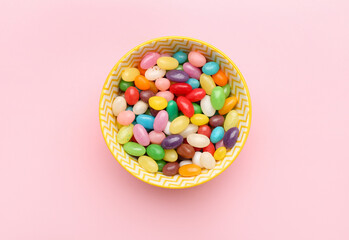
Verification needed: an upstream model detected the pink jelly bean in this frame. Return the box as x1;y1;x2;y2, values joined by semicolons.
117;110;135;126
155;78;171;91
140;52;161;69
183;62;202;80
188;51;206;67
153;110;168;132
215;139;224;149
156;91;174;102
133;124;150;146
149;131;166;144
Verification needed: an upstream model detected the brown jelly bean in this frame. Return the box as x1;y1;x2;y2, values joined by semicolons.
163;162;180;176
140;90;155;103
209;115;224;127
176;143;195;159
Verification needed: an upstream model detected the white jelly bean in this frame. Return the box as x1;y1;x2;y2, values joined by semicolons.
179;124;198;138
112;96;127;116
192;152;203;168
186;133;210;148
179;160;193;167
164;121;171;135
200;95;215;117
133;101;148;115
200;152;216;170
145;66;166;81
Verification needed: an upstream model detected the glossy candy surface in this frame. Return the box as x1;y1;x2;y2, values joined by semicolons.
117;124;134;144
133;101;148;115
125;86;139;105
224;110;239;131
188;51;206;67
138;156;158;173
190;114;209;126
122;67;140;82
140;52;160;69
210;126;224;143
200;152;216;169
200;74;216;95
179;164;201;177
133;124;150;146
210;86;225;110
212;69;228;86
161;134;183;149
200;95;216;117
136;114;155;130
177;96;194;117
203;142;215;156
186;134;210;148
140;90;155;103
209;115;224;127
117;110;135;125
183;62;202;80
214;147;226;161
166;100;179;121
185;88;206;102
163;149;178;162
170;83;192;95
157;57;179;70
146;144;165;161
112;96;127;116
153;110;168;132
145;66;166;80
166;70;189;82
223;127;239;149
179;124;198;138
123;142;146;156
155;78;170;91
186;78;200;89
134;75;150;90
156;91;174;102
148;96;168;110
202;62;219;75
163;162;180;176
119;80;134;92
170;116;189;134
198;125;212;138
173;51;188;64
177;143;195;159
148;131;166;145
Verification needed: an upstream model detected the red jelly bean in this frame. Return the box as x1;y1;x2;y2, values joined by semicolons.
185;88;206;102
203;142;215;155
169;83;192;96
198;125;212;138
176;96;194;117
125;86;139;105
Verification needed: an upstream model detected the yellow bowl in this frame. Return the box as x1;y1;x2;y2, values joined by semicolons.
99;36;252;189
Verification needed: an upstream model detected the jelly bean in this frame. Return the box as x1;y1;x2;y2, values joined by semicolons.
179;160;193;167
146;144;165;160
170;115;189;134
176;65;183;70
200;95;216;117
122;67;140;82
210;86;225;110
156;91;174;102
222;84;231;98
133;124;150;146
186;133;210;148
192;152;203;168
117;124;134;144
183;62;202;80
188;51;206;67
155;78;170;91
210;126;224;143
215;139;224;149
173;50;188;64
200;74;216;95
150;107;159;117
112;96;127;116
218;96;238;115
138;64;147;76
145;66;166;80
166;70;189;82
117;110;135;125
179;124;198;138
164;121;171;135
140;52;160;69
156;160;167;172
123;142;146;156
125;86;139;105
119;80;134;92
161;134;183;149
185;88;206;102
203;142;215;156
157;57;179;70
148;131;166;144
134;75;150;90
190;114;209;126
154;110;169;132
148;96;168;110
179;164;201;177
214;147;226;161
177;96;194;117
223;127;239;149
192;103;202;114
138;156;158;173
224;110;239;131
170;83;192;95
202;62;219;75
140;90;155;103
198;125;212;138
212;69;228;86
186;78;200;89
209;115;224;127
200;152;216;170
177;143;195;159
163;149;178;162
166;100;179;121
133;101;148;115
163;162;180;176
148;81;159;93
136;114;155;130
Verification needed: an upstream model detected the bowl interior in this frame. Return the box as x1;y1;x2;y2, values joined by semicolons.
99;36;251;189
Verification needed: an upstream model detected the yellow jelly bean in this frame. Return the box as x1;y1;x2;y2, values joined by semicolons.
122;67;140;82
117;124;134;144
199;73;216;95
190;114;209;126
157;57;179;70
224;110;239;131
214;147;226;161
138;156;158;173
170;116;190;134
148;96;168;110
163;149;178;162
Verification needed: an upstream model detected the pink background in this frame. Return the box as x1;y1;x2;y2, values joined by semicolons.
1;0;349;239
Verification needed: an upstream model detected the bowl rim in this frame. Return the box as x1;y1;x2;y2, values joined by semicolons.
99;36;252;189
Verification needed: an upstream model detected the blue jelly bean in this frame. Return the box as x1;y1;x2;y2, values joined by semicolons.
136;114;155;130
186;78;200;89
210;126;224;143
202;62;220;75
173;51;188;64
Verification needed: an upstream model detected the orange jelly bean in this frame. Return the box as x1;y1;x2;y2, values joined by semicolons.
135;75;150;90
137;65;147;75
212;70;228;86
179;164;201;177
149;81;159;94
218;96;238;115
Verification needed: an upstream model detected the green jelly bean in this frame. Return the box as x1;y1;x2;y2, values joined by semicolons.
146;144;165;160
117;124;134;144
222;84;231;98
123;142;146;156
119;79;134;92
210;86;226;110
145;108;151;115
166;100;178;121
156;160;167;172
176;65;183;70
192;102;202;114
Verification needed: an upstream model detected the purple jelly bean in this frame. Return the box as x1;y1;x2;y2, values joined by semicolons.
161;134;183;149
223;127;239;149
183;62;202;80
166;70;189;82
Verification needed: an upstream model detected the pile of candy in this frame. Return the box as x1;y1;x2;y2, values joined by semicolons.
112;50;239;177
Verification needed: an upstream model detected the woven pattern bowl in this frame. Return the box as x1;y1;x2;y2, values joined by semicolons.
99;36;252;189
